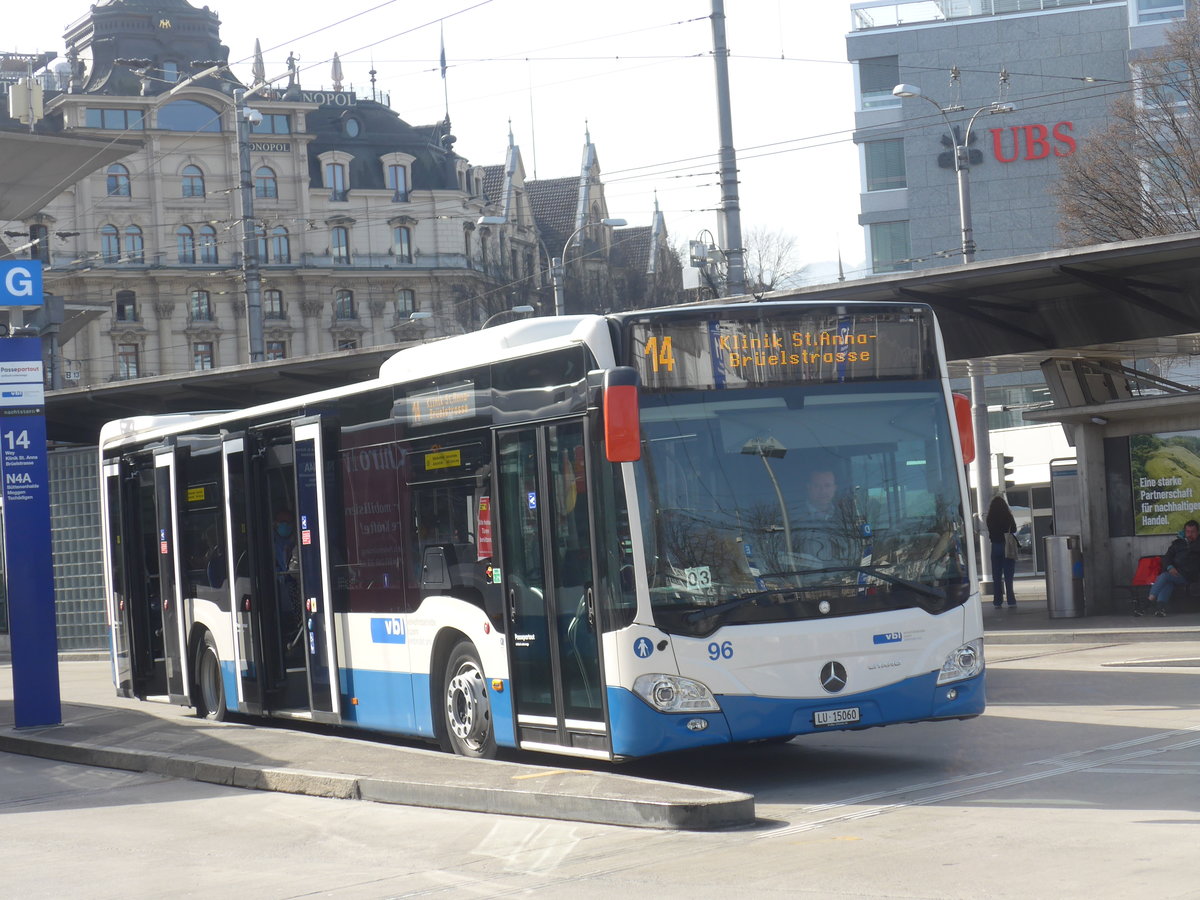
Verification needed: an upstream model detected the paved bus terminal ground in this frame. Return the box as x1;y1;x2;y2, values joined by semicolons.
2;576;1198;833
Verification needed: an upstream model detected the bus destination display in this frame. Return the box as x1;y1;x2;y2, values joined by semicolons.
628;309;935;390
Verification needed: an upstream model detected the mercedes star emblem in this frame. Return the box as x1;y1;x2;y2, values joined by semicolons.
820;661;848;693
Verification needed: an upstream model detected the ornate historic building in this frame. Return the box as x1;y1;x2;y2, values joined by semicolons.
1;0;677;386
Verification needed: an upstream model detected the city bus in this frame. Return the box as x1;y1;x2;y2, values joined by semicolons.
99;299;985;761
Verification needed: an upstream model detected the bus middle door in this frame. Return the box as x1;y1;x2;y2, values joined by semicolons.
497;420;609;759
153;447;190;704
292;419;342;722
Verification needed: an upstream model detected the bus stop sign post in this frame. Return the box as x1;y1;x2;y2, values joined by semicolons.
0;262;62;728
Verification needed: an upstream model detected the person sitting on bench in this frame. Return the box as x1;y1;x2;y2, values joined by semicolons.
1143;519;1200;618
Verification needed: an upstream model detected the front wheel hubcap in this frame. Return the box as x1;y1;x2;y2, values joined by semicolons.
446;662;489;747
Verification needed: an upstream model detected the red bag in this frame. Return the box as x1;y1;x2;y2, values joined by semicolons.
1132;555;1162;586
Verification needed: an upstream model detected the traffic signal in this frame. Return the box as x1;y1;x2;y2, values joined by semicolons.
994;453;1015;492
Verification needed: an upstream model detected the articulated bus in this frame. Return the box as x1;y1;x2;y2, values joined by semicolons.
99;299;985;761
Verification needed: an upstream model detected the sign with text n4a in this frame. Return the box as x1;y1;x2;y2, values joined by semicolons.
0;260;43;306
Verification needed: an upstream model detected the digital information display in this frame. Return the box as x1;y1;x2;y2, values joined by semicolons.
627;307;936;391
395;381;477;426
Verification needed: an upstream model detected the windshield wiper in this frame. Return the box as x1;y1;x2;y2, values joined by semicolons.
682;586;810;624
680;565;946;626
855;565;945;600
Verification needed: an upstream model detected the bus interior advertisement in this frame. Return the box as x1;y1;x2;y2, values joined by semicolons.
633;379;970;638
627;307;938;391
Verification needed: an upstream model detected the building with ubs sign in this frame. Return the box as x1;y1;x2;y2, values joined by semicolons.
847;0;1182;275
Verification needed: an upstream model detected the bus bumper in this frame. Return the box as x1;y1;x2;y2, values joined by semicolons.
607;669;986;759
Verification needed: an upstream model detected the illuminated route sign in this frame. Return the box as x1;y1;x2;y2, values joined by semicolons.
626;307;937;391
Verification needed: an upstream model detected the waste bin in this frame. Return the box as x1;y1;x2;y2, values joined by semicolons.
1044;535;1083;618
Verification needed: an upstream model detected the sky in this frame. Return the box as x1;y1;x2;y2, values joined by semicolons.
19;0;864;278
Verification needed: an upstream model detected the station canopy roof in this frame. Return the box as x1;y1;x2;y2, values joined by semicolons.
769;231;1200;378
42;232;1200;444
0;130;141;222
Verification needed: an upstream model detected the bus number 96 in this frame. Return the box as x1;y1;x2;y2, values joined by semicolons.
707;641;733;661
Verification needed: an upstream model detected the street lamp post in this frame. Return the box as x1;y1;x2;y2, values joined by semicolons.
891;83;1013;264
551;217;626;316
481;304;534;329
234;88;265;363
892;81;1014;587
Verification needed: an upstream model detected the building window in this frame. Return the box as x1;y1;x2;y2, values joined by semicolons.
123;225;144;263
117;343;140;379
199;225;218;264
266;340;286;360
865;139;906;191
251;114;291;135
115;290;137;322
86;108;145;130
393;225;412;263
386;164;408;201
869;221;911;274
334;290;356;319
332;226;350;264
182;164;205;198
344;117;361;138
396;288;415;316
271;226;290;264
255;166;278;199
106;164;131;197
190;290;212;321
255;224;268;263
192;341;214;371
337;338;359;351
859;56;900;110
325;162;348;200
157;100;220;132
101;225;120;262
163;61;179;83
177;225;195;263
264;289;285;319
464;229;472;266
1137;0;1186;22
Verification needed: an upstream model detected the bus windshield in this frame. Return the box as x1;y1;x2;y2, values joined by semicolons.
635;380;969;637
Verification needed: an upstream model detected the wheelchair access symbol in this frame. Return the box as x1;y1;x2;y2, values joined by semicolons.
634;637;654;659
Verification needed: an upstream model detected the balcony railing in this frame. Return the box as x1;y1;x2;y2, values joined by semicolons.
851;0;1111;31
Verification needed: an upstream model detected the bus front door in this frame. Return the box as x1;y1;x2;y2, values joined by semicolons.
152;448;190;704
498;421;609;759
293;419;341;721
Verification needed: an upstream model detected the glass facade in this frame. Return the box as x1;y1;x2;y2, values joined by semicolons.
49;448;107;650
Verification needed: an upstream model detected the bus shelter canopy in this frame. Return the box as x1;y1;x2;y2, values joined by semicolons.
43;232;1200;444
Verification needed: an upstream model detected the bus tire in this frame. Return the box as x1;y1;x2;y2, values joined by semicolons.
194;632;227;722
442;640;496;759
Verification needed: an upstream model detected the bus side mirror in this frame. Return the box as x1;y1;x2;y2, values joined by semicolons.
952;392;974;464
603;367;641;463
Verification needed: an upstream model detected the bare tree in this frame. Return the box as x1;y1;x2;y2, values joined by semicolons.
1055;14;1200;245
742;226;807;292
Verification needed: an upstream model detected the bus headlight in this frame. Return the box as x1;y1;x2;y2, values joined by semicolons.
936;639;984;685
633;673;720;713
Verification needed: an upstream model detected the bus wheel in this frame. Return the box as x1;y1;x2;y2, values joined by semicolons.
443;641;496;758
194;632;227;722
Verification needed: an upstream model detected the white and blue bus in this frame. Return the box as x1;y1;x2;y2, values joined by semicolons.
100;299;984;760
